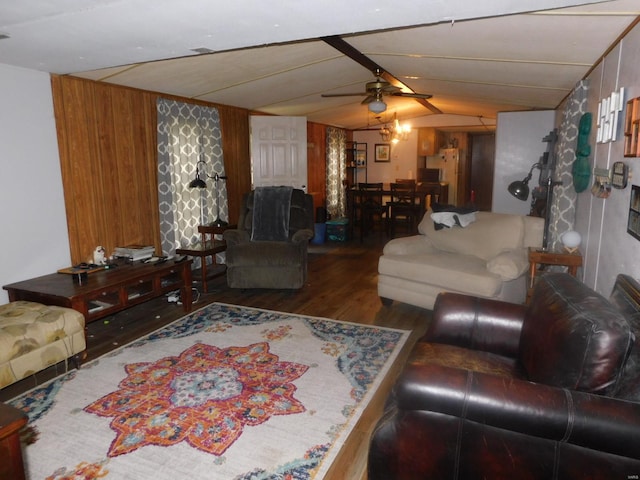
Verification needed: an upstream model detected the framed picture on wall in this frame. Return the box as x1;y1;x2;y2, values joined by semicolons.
374;143;390;162
628;184;640;241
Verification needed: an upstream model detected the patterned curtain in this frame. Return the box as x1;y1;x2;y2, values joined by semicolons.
157;99;228;256
548;79;589;250
326;127;347;218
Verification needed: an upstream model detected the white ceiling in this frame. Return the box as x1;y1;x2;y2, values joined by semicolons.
1;0;638;131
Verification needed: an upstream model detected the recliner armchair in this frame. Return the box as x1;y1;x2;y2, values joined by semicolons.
368;273;640;479
223;187;314;289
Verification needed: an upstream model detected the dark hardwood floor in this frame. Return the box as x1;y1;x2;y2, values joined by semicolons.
1;232;431;479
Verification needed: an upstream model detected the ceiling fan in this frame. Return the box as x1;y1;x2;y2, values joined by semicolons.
321;69;433;113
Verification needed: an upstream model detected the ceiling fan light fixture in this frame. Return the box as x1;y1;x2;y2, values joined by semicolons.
368;99;387;114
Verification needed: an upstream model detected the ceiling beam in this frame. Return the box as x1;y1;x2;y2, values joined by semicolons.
321;35;442;114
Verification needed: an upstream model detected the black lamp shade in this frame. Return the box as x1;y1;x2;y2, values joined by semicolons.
508;180;529;201
188;175;207;189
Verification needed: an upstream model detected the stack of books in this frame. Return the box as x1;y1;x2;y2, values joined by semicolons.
113;245;155;262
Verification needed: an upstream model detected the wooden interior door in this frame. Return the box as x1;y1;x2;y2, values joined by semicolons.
250;115;308;191
470;133;496;211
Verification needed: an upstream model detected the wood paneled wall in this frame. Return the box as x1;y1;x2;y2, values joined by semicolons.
51;75;251;263
306;122;327;216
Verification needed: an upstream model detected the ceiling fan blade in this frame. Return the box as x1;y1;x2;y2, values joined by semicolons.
321;92;368;97
393;92;433;99
361;95;375;105
321;35;443;115
380;84;402;94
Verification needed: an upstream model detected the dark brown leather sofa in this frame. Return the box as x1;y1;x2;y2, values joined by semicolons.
369;273;640;479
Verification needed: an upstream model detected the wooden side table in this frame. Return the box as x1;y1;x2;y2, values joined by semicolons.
0;403;28;480
527;247;583;302
176;224;236;293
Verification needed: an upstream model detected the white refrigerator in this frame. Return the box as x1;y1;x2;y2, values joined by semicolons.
426;148;459;205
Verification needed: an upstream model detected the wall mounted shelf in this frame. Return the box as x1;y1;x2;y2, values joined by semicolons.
624;97;640;157
346;141;367;186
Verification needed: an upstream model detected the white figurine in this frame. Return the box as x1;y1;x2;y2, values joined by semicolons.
93;246;107;265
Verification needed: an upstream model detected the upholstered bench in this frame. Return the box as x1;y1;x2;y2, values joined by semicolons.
0;301;86;389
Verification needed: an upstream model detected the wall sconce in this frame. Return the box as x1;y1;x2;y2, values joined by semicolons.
507;162;542;201
188;160;228;227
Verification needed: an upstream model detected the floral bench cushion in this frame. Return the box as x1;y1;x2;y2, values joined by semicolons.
0;301;86;389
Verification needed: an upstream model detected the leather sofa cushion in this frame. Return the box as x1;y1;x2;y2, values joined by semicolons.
408;342;525;379
608;274;640;400
520;273;634;395
418;211;525;261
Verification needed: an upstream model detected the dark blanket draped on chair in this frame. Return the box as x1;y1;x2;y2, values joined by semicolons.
223;187;314;289
251;186;293;241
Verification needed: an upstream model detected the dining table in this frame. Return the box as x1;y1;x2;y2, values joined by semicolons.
346;182;449;240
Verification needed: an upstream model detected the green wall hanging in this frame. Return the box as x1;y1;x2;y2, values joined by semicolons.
572;112;592;193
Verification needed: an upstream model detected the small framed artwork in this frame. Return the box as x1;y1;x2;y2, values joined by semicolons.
374;143;390;162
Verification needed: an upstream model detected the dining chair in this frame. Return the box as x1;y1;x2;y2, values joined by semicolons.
387;182;421;237
358;182;388;241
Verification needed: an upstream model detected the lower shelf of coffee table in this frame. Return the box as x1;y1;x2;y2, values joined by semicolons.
3;260;193;323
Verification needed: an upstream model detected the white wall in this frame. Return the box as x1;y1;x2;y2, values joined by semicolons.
492;110;556;214
352;129;418;183
352;113;496;184
0;63;70;304
574;22;640;296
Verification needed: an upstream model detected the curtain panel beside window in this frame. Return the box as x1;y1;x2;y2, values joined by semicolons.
156;99;228;257
326;127;347;219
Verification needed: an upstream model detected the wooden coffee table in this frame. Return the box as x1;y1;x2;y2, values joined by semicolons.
0;402;28;480
3;259;193;324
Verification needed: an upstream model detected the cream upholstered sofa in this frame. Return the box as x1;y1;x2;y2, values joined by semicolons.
378;211;544;310
0;301;86;388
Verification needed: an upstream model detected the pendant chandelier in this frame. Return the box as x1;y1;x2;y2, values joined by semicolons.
380;114;411;144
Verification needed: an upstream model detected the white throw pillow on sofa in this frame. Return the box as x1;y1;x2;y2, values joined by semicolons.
486;248;529;280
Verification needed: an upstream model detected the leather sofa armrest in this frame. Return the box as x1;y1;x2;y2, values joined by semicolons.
223;229;250;246
292;228;314;244
424;292;526;357
394;363;640;461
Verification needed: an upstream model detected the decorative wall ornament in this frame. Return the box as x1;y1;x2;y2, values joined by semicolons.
596;87;624;143
623;97;640;156
591;168;612;199
572;112;592;193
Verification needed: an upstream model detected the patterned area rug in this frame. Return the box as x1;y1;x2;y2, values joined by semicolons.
10;303;409;479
